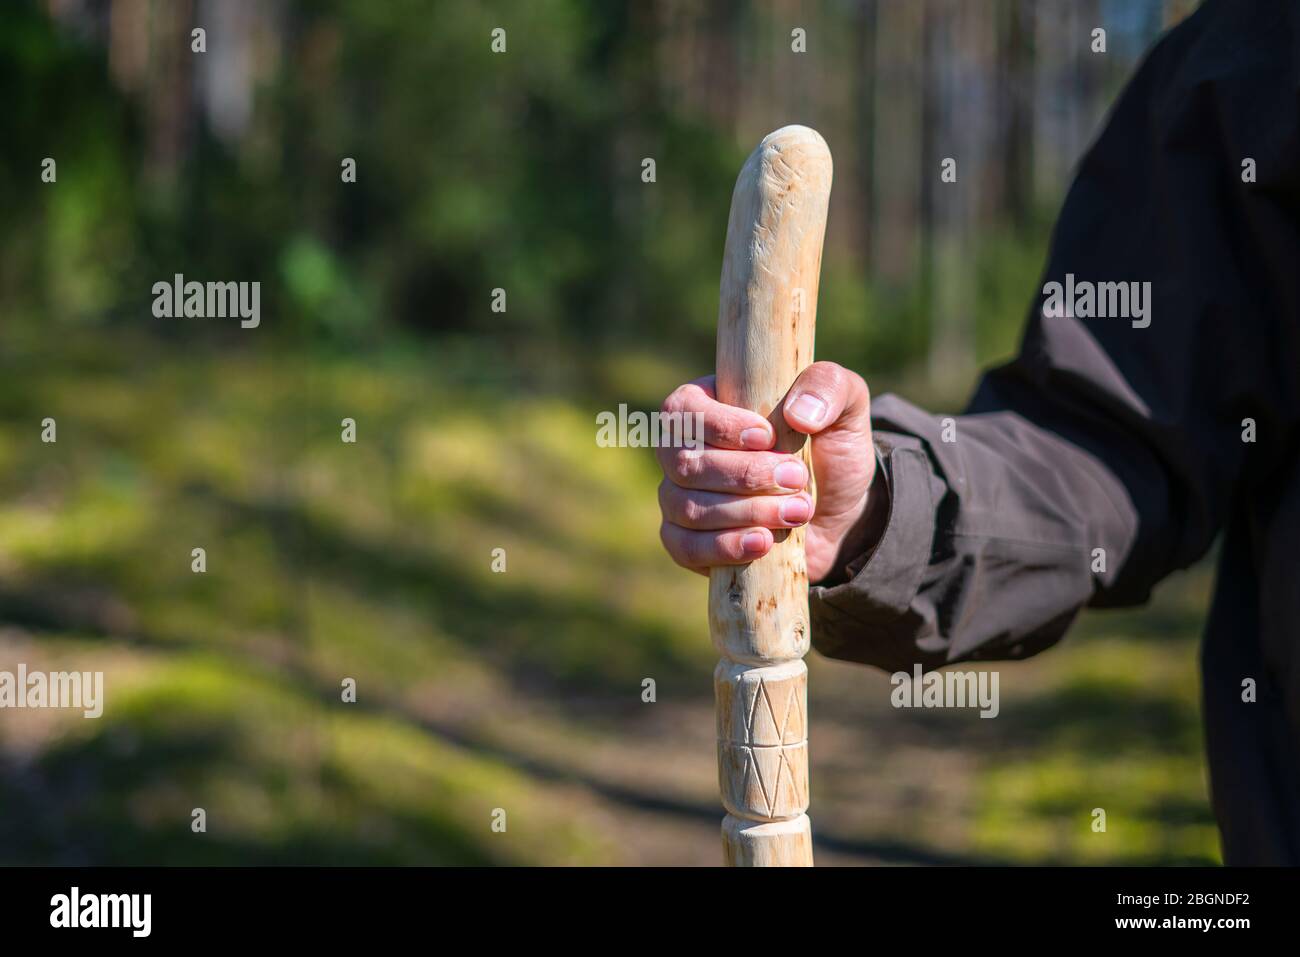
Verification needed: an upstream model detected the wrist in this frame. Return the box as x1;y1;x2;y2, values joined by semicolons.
810;459;890;586
841;463;890;564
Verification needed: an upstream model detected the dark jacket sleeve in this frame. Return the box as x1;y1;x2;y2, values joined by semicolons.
809;0;1297;673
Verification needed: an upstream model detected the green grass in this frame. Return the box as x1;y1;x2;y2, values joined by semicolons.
0;330;1219;864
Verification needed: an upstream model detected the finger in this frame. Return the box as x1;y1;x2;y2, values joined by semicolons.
782;361;871;436
659;521;773;570
659;481;813;531
657;446;809;494
661;378;775;451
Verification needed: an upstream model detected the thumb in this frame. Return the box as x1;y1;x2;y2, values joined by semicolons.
781;361;874;527
782;361;870;438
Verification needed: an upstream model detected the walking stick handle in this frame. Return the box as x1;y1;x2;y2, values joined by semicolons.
710;126;832;867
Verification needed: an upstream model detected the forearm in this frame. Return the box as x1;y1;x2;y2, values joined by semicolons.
809;395;1132;672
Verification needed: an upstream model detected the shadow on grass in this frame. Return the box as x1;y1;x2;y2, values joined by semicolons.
0;466;1214;866
0;592;1019;865
0;729;494;865
892;679;1203;761
195;483;700;695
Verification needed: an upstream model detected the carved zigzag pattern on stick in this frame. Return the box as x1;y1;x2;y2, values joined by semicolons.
739;743;802;819
740;671;804;746
717;661;809;820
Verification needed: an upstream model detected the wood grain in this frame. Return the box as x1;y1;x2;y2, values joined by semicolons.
721;814;814;868
709;125;832;867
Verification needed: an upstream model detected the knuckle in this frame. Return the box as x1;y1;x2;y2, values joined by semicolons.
679;532;706;567
660;523;692;568
656;478;673;512
661;385;689;416
724;533;748;561
818;361;844;395
680;496;704;527
671;448;698;482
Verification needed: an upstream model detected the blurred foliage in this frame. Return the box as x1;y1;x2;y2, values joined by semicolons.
1;0;1071;373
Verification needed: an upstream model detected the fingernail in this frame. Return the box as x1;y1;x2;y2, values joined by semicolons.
780;496;811;525
773;461;808;490
788;392;828;428
742;531;768;554
739;427;772;449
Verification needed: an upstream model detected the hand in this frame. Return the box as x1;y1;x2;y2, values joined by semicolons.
656;361;882;584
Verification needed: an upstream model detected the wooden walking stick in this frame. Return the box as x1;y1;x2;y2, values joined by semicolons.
711;125;832;867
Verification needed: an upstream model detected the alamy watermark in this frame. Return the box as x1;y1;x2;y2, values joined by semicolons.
50;887;150;937
1042;273;1151;328
596;403;704;449
0;664;103;718
890;664;999;718
152;273;260;328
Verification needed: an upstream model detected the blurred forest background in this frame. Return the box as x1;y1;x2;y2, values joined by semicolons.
1;0;1218;865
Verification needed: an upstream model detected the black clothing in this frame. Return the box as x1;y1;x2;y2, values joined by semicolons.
810;0;1300;864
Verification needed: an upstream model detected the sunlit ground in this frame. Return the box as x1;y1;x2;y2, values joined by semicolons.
0;331;1219;864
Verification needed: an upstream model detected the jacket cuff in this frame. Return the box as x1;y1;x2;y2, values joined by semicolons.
809;436;936;666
